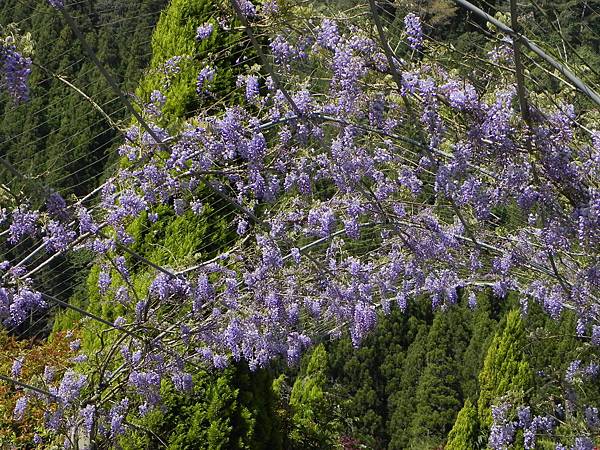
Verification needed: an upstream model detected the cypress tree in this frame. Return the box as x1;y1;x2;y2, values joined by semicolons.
407;305;470;448
289;344;340;449
387;322;428;450
136;0;246;121
327;330;384;447
477;309;534;430
118;367;282;450
461;291;499;402
445;399;480;450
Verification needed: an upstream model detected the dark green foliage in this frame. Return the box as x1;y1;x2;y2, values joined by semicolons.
318;293;506;449
326;301;433;448
0;0;165;337
407;304;471;447
387;321;429;450
460;292;499;402
0;0;166;197
120;367;283;450
327;334;385;447
128;203;233;266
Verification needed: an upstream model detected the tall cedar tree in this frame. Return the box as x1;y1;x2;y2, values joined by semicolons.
407;304;470;448
387;321;429;450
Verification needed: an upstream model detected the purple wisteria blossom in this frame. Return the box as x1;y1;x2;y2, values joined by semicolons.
80;404;96;434
269;35;296;63
261;0;278;15
57;370;87;405
46;192;68;220
11;356;24;378
566;360;581;382
0;44;32;103
245;74;259;100
8;206;39;243
98;268;111;295
109;399;129;436
195;23;214;41
4;288;47;326
13;396;27;420
238;0;256;17
404;13;423;51
77;207;99;235
308;205;336;237
44;221;76;253
488;403;516;449
350;302;376;347
43;365;56;383
316;18;340;50
196;66;215;94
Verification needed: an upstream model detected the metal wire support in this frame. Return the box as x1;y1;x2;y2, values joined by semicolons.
453;0;600;107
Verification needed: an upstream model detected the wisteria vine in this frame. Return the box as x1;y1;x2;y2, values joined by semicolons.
1;0;600;448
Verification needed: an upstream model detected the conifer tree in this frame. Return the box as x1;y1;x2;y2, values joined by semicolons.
387;322;428;450
289;344;340;449
120;367;282;450
137;0;246;120
477;309;534;430
408;305;470;447
461;291;499;402
327;328;384;447
445;399;480;450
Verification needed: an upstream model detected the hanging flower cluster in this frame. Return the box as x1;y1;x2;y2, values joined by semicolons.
0;27;32;103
